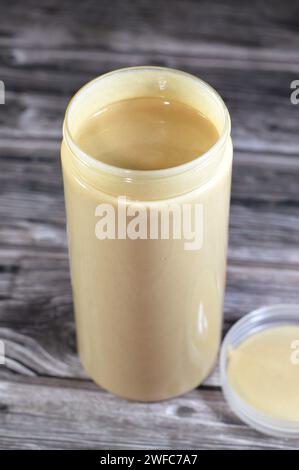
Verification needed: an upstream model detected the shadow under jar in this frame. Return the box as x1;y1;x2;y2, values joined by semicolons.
61;67;232;401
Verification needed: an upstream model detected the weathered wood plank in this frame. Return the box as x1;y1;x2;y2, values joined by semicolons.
3;44;299;73
0;375;297;450
0;0;298;54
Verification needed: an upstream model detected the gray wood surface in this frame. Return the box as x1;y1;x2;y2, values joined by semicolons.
0;0;299;450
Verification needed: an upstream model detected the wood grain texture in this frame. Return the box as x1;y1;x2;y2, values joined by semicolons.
0;0;299;450
0;375;298;450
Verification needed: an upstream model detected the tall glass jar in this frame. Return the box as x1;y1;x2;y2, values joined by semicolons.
61;67;232;401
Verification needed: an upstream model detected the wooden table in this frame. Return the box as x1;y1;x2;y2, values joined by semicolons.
0;0;299;450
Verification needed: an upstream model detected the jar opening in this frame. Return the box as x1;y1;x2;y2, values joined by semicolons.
63;66;231;181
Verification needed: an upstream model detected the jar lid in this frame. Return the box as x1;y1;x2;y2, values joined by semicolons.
220;304;299;438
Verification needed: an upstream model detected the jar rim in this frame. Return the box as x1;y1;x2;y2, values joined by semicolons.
63;66;231;180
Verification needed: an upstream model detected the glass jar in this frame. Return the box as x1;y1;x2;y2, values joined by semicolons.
61;67;232;401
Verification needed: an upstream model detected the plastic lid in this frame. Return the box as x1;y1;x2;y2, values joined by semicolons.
220;304;299;438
